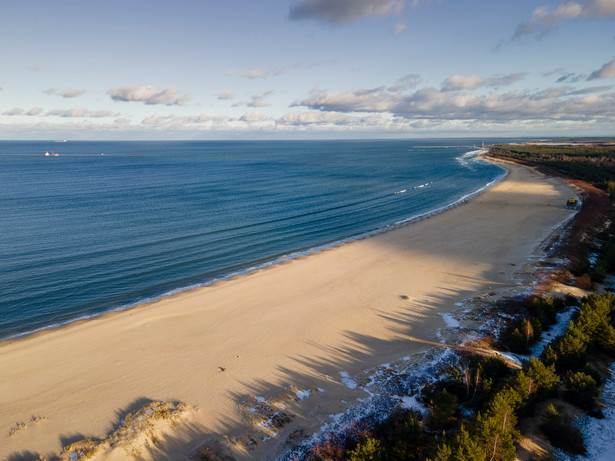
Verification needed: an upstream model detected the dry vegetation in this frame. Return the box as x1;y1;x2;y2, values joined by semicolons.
60;401;190;460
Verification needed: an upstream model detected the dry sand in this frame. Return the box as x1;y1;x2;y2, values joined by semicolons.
0;160;576;460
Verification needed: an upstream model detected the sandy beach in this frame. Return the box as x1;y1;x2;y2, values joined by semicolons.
0;159;577;460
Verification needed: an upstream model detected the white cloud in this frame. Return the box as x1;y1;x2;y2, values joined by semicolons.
289;0;405;23
61;88;85;98
442;74;486;91
46;107;117;118
588;56;615;79
247;97;270;108
4;107;24;116
3;107;44;116
217;91;235;100
108;85;192;105
239;111;268;123
43;88;86;98
515;0;615;38
442;73;526;91
295;84;615;122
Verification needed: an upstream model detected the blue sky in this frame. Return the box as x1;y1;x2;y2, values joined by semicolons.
1;0;615;139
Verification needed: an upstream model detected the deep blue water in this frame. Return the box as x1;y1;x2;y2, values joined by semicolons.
0;140;507;340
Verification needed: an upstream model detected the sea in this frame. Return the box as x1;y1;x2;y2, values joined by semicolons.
0;139;512;341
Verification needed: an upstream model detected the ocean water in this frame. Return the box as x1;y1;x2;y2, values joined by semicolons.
0;140;507;340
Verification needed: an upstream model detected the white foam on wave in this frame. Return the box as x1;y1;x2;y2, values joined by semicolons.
456;149;484;171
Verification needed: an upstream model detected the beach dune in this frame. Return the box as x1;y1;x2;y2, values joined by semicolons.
0;160;575;460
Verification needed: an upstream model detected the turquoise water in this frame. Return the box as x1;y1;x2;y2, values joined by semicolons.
0;139;507;340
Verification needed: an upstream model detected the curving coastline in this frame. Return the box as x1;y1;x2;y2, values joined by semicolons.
1;150;504;343
0;159;576;460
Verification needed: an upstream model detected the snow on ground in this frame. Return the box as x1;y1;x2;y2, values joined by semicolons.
555;366;615;461
280;347;459;460
339;372;358;390
494;351;524;367
530;307;577;357
295;389;311;401
440;312;460;328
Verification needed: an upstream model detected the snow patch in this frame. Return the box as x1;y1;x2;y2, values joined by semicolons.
556;367;615;461
398;395;427;415
531;307;577;357
440;313;460;328
339;372;357;389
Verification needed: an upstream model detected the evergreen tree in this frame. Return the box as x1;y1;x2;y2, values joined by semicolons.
523;357;558;396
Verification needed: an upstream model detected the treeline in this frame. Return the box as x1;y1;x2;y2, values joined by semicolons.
489;144;615;194
299;293;615;461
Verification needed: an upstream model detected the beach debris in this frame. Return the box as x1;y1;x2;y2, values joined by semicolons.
218;366;227;372
400;295;409;300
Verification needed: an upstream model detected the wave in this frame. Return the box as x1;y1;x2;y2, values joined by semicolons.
2;153;508;342
456;149;485;171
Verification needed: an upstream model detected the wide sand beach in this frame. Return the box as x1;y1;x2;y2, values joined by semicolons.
0;159;577;460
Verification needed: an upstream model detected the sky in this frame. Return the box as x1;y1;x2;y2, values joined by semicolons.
1;0;615;140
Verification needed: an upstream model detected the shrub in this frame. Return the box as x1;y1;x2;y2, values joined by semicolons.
539;404;586;455
566;371;598;410
348;438;384;461
576;274;593;290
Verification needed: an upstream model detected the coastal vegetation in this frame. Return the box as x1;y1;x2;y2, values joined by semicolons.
489;143;615;195
292;293;614;461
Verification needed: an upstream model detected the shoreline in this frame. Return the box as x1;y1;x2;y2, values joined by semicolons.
0;159;576;460
1;151;502;345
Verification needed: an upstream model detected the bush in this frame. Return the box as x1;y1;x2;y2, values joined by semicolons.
539;404;586;455
348;438;384;461
576;274;593;290
566;371;598;410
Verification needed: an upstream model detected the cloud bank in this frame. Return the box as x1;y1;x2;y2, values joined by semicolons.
293;75;615;122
